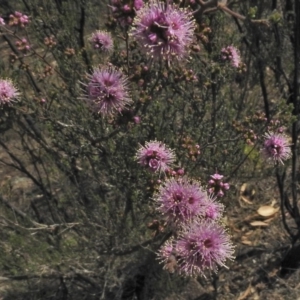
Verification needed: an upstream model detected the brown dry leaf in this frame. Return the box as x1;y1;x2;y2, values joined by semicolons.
241;233;254;245
237;284;253;300
268;268;279;277
240;196;253;204
252;292;260;300
257;205;279;217
240;183;247;194
244;230;254;236
264;215;277;223
241;239;253;245
271;199;277;206
249;221;269;227
222;216;229;226
230;224;241;233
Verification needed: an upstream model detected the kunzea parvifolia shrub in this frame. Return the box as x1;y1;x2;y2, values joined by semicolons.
0;0;298;298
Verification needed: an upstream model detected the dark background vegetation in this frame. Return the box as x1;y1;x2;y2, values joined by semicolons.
0;0;300;299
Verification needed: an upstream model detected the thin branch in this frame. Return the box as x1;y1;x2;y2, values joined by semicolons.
194;0;270;26
0;271;101;285
0;194;40;227
290;0;300;233
97;232;172;256
276;169;294;239
217;3;246;20
258;61;270;121
0;194;80;232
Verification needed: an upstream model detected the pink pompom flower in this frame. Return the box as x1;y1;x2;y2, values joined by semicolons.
136;140;175;173
262;132;292;164
174;221;234;277
89;30;113;53
203;194;224;220
0;79;20;106
134;0;144;10
154;177;208;225
82;66;131;116
130;0;195;61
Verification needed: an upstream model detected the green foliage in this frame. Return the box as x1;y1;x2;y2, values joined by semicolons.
243;144;263;168
248;6;258;19
269;10;283;25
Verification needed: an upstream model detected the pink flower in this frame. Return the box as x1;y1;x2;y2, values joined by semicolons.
158;240;174;261
210;173;223;181
122;4;131;12
157;239;178;274
174;221;234;276
130;1;195;61
89;31;113;53
134;0;144;10
262;132;292;164
221;45;241;68
133;116;141;124
204;195;224;220
136;140;175;173
82;66;131;116
0;79;20;106
0;17;5;25
154;177;207;224
176;168;185;176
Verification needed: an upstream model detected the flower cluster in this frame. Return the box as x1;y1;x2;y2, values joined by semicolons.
44;35;57;48
109;0;143;27
8;11;29;28
136;141;233;277
208;173;230;198
262;132;291;164
181;136;200;161
243;129;257;146
89;31;113;53
155;177;207;224
155;177;224;225
0;79;20;106
165;168;185;177
15;37;31;53
82;66;131;116
221;45;241;68
130;1;195;61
